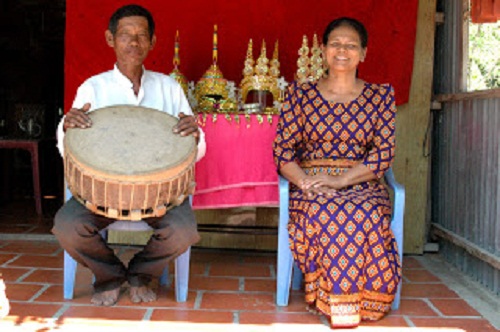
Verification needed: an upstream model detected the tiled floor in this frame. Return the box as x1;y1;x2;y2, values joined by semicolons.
0;199;499;331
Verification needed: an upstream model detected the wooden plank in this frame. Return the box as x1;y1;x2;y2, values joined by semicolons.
432;223;500;270
434;88;500;103
255;207;278;250
393;0;437;254
107;230;152;246
194;207;278;250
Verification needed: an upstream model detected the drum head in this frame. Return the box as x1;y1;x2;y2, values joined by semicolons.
64;105;196;176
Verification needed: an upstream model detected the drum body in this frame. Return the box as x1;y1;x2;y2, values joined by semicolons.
64;105;197;220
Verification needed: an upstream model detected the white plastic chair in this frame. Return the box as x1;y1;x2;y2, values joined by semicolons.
63;187;191;302
276;167;405;310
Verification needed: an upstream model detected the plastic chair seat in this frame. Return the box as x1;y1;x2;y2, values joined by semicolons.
63;189;191;302
276;167;405;310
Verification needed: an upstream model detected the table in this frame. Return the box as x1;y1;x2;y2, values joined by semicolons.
193;113;279;209
0;138;42;215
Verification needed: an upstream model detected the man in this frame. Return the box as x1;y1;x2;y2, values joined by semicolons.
52;4;205;306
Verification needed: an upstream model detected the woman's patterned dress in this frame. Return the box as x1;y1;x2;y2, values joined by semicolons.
273;81;401;328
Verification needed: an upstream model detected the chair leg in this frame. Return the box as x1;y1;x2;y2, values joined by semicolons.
276;246;294;306
291;263;303;290
175;246;190;302
392;281;401;310
63;251;78;300
159;265;170;287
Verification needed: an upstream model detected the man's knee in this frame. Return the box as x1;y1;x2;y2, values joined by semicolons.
153;221;199;250
52;202;74;237
170;222;200;248
52;199;95;239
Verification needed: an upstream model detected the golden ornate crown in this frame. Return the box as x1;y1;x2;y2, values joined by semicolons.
195;25;237;113
296;34;324;83
239;39;281;108
169;31;189;96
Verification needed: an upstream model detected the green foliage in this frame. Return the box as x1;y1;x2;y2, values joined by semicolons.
468;22;500;91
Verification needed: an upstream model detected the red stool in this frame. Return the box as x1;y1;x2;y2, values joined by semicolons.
0;139;42;215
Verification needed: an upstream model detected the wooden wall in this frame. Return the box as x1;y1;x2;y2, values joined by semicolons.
391;0;437;254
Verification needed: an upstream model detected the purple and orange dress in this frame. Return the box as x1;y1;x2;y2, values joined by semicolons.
273;81;401;328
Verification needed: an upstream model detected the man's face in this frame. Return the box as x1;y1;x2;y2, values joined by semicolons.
105;16;156;67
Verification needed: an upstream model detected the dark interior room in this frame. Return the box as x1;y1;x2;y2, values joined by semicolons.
0;0;65;233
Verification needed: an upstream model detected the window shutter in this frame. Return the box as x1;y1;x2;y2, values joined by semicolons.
471;0;500;23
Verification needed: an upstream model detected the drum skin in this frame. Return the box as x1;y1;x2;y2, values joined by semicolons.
64;105;197;220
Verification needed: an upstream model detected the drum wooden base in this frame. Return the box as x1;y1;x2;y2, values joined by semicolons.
64;105;197;220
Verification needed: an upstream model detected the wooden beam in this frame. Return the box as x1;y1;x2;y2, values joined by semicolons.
431;223;500;270
434;88;500;103
393;0;437;254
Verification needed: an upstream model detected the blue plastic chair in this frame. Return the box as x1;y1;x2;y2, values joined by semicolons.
63;188;191;302
276;167;405;310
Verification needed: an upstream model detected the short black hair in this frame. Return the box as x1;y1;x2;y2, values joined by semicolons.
322;17;368;48
108;4;155;39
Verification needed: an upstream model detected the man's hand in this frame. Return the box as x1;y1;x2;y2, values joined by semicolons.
63;103;92;131
173;112;199;142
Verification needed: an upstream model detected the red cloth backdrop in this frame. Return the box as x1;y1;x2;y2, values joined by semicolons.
65;0;418;111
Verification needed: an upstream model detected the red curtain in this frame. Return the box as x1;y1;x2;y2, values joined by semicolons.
471;0;500;23
65;0;418;111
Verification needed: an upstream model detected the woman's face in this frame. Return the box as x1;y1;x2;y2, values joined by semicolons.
322;25;367;74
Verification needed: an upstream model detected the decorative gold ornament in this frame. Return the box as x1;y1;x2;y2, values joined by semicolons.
295;34;325;84
169;31;189;96
296;35;310;84
309;34;324;82
195;25;237;113
239;39;280;114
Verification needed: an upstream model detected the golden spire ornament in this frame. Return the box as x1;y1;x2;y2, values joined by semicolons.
255;40;269;76
169;30;189;96
270;40;280;79
296;35;310;84
242;39;255;77
195;25;237;113
212;24;218;65
309;33;324;82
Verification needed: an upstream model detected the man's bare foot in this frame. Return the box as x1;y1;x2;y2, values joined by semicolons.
91;288;121;306
129;285;157;303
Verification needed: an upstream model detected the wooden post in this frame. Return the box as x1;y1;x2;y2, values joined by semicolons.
393;0;437;254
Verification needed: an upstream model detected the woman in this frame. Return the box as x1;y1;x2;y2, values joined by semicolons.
273;17;401;328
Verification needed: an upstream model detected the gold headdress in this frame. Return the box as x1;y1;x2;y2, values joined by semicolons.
240;39;281;112
195;25;237;113
296;34;324;83
169;31;189;96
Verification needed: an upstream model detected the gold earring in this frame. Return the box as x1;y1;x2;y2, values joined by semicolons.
322;58;329;78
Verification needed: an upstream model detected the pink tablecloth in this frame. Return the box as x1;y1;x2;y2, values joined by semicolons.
192;114;279;209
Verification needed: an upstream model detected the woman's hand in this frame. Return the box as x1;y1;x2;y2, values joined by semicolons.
63;103;92;131
300;172;346;197
174;112;199;142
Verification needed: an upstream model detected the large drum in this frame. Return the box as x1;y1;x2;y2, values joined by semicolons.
64;105;197;220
